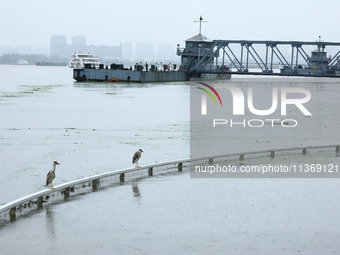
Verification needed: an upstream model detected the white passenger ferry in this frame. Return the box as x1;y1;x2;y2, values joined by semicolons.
68;53;100;68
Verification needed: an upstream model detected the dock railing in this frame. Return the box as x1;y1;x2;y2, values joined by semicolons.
1;144;339;223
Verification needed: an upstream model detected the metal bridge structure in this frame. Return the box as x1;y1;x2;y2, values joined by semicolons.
194;40;340;77
1;144;339;223
177;17;340;77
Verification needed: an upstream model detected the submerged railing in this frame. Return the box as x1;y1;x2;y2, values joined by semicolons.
1;144;339;223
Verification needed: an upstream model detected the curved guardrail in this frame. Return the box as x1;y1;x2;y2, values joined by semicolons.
1;144;339;223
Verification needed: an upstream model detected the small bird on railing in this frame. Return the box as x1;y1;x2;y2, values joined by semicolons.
132;149;143;168
46;161;60;189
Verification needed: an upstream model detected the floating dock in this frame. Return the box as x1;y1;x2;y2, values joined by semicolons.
72;17;232;83
73;66;190;82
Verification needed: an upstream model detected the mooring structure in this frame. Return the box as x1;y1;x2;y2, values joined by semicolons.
177;17;340;77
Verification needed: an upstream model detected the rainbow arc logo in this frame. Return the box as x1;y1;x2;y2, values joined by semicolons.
196;82;223;106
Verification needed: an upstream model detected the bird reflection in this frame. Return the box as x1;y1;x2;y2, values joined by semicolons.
132;181;141;198
45;206;56;238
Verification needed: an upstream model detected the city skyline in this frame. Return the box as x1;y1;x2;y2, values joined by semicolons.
49;35;176;60
0;34;179;63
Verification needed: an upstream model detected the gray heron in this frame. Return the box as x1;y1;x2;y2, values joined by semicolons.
132;149;143;168
46;161;60;189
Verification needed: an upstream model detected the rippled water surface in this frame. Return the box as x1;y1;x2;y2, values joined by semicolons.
1;65;340;254
0;65;189;203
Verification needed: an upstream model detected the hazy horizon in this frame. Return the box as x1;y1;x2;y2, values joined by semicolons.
1;0;340;49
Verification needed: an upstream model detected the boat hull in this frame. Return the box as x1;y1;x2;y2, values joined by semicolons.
73;68;231;82
73;68;190;82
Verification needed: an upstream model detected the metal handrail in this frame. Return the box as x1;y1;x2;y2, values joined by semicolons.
1;144;339;221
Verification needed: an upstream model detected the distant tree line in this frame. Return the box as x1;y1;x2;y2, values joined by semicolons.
0;53;67;65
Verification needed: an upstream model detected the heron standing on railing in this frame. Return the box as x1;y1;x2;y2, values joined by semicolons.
46;161;60;189
132;149;143;168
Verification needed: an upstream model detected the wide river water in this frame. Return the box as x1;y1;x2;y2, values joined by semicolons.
0;65;340;254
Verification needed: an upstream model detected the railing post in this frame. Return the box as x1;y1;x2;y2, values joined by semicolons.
120;173;125;182
209;158;213;164
270;151;275;159
336;146;339;157
37;196;43;209
302;148;307;155
148;167;153;176
239;154;244;161
178;162;183;171
9;207;16;222
63;189;70;200
92;179;99;191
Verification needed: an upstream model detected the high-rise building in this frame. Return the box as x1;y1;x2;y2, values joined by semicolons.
50;35;69;57
122;42;134;60
71;36;87;53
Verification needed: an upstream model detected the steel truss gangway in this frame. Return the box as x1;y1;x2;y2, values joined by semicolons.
195;40;340;77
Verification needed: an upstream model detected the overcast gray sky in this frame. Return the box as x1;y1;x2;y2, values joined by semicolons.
1;0;340;47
